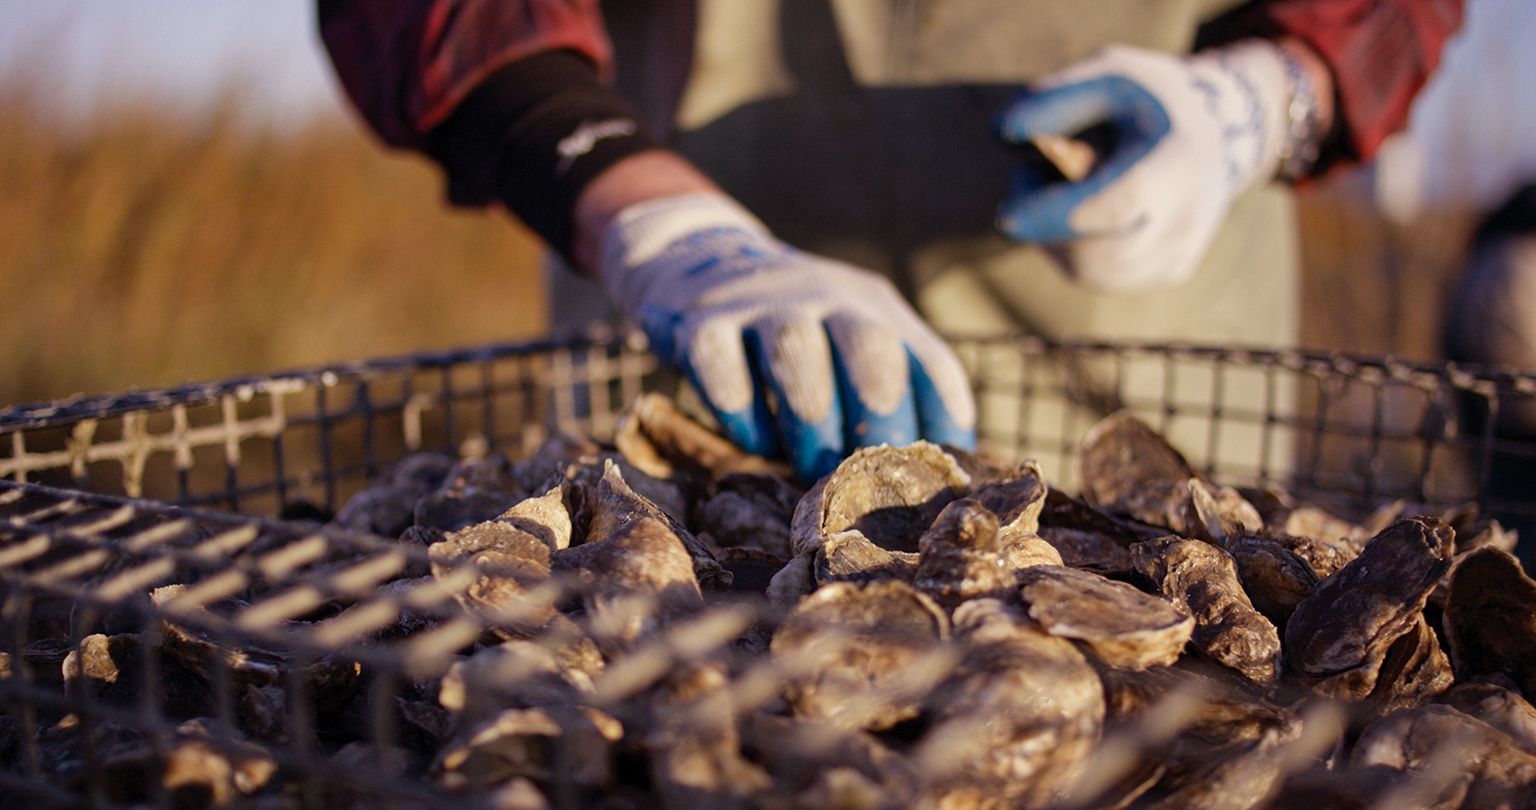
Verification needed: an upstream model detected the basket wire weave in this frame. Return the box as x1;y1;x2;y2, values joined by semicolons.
2;331;1535;808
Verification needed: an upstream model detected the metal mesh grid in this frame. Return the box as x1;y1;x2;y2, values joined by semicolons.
3;332;1536;808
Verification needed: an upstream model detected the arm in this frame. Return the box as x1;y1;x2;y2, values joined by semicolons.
316;0;976;480
1198;0;1466;173
993;0;1461;292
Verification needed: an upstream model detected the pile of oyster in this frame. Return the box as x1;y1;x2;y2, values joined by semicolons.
11;394;1536;809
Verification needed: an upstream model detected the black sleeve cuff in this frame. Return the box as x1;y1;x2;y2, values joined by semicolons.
425;49;658;258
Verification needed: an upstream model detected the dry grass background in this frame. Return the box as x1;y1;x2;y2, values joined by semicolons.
0;81;547;409
0;69;1478;413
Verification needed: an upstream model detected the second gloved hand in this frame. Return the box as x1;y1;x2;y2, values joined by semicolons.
600;193;976;481
995;41;1312;292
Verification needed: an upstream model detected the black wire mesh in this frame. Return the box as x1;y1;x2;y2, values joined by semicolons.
2;331;1535;808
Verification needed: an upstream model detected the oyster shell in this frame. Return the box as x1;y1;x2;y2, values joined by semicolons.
914;599;1104;806
790;441;971;558
1218;530;1320;629
912;498;1011;610
1079;410;1198;532
1353;704;1536;808
1436;679;1536;754
1131;536;1280;683
615;391;793;480
1444;546;1536;696
644;662;773;809
414;454;529;532
692;472;800;558
332;452;456;537
770;580;952;731
1016;565;1194;670
1283;517;1454;703
578;459;730;592
1184;478;1264;546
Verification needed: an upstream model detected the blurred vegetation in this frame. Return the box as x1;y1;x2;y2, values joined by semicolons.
0;81;547;409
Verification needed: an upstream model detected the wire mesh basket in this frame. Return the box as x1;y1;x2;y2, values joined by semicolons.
3;331;1535;809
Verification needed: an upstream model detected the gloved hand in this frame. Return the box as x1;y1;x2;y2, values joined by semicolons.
600;193;976;481
995;41;1316;292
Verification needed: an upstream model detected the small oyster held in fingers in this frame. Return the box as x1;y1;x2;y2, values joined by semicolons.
1017;565;1193;670
1131;536;1280;684
615;391;793;480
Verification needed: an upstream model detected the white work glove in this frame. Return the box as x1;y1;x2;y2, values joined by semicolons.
995;41;1315;291
600;193;976;481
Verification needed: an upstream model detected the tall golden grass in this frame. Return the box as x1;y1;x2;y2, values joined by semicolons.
0;81;548;409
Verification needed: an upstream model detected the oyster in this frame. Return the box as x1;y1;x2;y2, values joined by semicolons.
692;472;800;558
332;452;456;537
1353;704;1536;808
615;391;792;480
914;598;1104;807
576;459;730;592
414;454;529;532
1444;547;1536;696
912;498;1011;610
1037;489;1160;571
1283;517;1454;703
428;487;561;638
770;580;952;731
1436;679;1536;753
1131;536;1280;683
1218;531;1320;629
644;662;773;809
1079;410;1198;532
790;441;971;558
1016;565;1194;670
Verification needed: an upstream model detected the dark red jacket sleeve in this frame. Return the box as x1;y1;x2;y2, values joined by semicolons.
1200;0;1464;170
317;0;614;150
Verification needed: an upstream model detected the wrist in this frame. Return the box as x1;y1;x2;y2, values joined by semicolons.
1272;37;1334;182
572;151;723;273
596;190;773;306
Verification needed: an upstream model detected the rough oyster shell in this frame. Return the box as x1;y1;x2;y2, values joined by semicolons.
1131;536;1280;684
1283;516;1455;703
1444;546;1536;696
1017;565;1194;670
770;580;952;731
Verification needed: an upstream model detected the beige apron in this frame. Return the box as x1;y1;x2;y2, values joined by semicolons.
574;0;1299;474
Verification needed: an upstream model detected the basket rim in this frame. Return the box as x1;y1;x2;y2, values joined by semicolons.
2;330;1533;433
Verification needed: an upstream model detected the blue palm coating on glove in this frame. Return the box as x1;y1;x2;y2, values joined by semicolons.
910;348;977;451
995;76;1171;243
606;195;977;482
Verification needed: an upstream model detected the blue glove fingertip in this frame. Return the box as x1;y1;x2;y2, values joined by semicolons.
744;327;847;482
910;349;977;452
678;356;780;459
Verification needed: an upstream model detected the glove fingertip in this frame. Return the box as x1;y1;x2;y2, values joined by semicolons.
682;361;779;458
787;409;847;483
848;396;919;450
911;353;977;452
